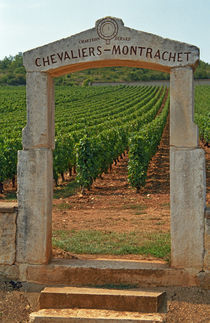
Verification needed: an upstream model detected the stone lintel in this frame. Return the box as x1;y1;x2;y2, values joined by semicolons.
170;147;206;270
170;67;199;148
23;17;199;74
17;149;53;264
22;72;54;150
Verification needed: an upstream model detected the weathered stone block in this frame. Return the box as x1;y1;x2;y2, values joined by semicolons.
25;259;198;287
17;149;53;264
170;148;206;270
0;264;19;280
170;67;199;148
0;203;17;265
22;72;54;149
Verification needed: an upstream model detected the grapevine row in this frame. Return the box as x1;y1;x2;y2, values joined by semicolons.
0;85;208;193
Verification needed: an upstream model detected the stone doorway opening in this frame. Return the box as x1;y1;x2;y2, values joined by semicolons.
14;17;207;275
51;71;170;262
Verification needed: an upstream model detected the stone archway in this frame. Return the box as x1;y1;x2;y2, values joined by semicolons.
16;17;207;272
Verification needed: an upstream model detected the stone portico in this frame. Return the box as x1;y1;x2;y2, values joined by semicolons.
0;17;209;285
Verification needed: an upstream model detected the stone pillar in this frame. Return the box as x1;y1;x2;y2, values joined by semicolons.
170;67;206;270
22;72;55;149
17;72;54;264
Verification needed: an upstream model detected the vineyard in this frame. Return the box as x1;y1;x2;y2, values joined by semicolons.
0;84;209;193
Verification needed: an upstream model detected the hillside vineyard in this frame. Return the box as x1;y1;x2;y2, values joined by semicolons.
0;85;209;192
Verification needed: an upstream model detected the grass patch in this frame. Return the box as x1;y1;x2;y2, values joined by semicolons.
155;222;164;225
161;202;170;209
56;202;73;210
52;230;170;261
0;191;17;200
134;211;146;215
53;180;80;199
123;204;147;212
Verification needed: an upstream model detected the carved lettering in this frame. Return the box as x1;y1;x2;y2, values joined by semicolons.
97;46;102;55
57;52;63;62
82;48;88;57
42;56;50;66
162;51;168;61
79;37;100;44
115;36;131;41
138;47;146;56
169;52;176;62
35;57;41;67
112;45;121;55
154;49;161;59
146;48;153;58
130;46;137;55
64;51;70;60
122;46;129;55
34;45;192;68
177;52;183;62
71;50;78;59
184;52;191;61
89;47;95;56
50;54;57;64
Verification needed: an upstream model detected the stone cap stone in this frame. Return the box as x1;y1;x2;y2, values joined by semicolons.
23;16;199;75
0;202;18;213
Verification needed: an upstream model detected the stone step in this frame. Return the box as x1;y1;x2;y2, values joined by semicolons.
25;258;198;287
39;287;167;313
30;308;165;322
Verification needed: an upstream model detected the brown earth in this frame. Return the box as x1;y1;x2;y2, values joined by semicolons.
0;119;209;322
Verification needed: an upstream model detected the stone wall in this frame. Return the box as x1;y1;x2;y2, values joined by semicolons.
0;202;209;284
0;203;17;265
0;203;19;280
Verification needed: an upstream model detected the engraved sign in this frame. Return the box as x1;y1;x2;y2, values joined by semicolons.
96;17;118;44
23;16;199;74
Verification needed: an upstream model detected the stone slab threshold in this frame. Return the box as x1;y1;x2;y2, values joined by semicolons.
25;258;209;288
30;308;165;322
